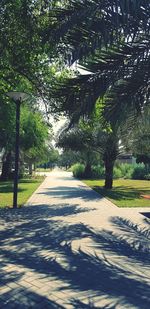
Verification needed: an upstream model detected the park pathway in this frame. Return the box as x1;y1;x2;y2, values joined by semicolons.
0;170;150;308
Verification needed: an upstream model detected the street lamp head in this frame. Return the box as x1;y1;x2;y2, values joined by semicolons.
6;91;30;103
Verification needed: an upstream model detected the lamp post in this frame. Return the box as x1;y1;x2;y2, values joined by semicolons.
6;92;30;208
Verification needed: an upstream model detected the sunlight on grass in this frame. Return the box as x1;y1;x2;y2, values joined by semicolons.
83;179;150;207
0;177;44;208
36;168;52;172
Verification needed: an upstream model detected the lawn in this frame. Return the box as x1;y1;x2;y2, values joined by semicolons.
0;177;44;208
36;168;52;172
83;179;150;207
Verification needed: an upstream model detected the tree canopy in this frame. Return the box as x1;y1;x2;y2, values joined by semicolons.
0;0;149;186
1;0;149;119
50;0;149;123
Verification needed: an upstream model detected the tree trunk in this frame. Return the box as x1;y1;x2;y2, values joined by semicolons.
1;152;12;180
29;162;33;176
145;163;150;173
84;162;92;178
104;160;114;189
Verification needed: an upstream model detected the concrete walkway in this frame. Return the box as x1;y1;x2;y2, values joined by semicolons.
0;170;150;308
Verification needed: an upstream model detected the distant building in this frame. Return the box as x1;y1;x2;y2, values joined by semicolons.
117;154;136;164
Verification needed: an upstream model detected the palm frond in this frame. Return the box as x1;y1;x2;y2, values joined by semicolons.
44;0;150;62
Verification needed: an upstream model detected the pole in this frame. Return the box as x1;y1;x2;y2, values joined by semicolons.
13;100;21;208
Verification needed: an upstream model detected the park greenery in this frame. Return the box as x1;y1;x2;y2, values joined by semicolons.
83;179;150;207
54;0;149;189
0;101;57;180
0;177;44;208
0;1;149;198
71;161;150;181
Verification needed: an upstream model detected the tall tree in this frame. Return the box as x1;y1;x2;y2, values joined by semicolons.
0;104;51;179
20;105;51;175
126;107;150;171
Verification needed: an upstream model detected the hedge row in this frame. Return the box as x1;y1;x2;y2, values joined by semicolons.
71;163;150;180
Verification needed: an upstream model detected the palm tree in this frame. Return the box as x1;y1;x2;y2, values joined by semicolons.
57;118;122;188
57;124;96;178
49;0;149;122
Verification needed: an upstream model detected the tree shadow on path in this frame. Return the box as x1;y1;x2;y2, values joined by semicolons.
38;185;102;202
0;204;150;308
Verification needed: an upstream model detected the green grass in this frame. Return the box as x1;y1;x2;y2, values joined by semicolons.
83;179;150;207
36;168;52;172
0;177;44;208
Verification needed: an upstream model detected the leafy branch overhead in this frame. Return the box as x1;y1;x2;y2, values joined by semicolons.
48;0;149;62
0;0;149;120
49;0;149;122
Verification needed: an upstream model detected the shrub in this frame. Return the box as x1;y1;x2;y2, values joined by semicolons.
132;164;147;180
92;165;105;179
71;163;105;179
118;163;134;179
71;163;85;178
113;167;122;179
113;163;150;180
113;163;148;179
71;162;150;180
144;174;150;180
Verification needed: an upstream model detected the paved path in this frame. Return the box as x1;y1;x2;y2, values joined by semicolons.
0;170;150;308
